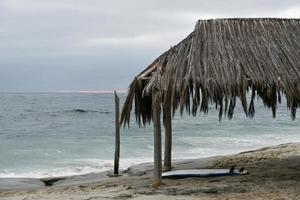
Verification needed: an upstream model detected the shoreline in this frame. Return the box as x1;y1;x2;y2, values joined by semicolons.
0;156;221;191
1;142;300;199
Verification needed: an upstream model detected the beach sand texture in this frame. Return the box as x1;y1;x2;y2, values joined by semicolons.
0;143;299;200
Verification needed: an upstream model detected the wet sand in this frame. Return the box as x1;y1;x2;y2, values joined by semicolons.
1;143;300;200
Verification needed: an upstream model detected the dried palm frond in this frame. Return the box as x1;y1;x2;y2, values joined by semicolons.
121;18;300;126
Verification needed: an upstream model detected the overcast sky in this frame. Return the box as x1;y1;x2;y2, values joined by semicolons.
0;0;300;92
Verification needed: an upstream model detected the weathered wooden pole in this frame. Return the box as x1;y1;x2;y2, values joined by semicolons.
164;102;172;171
152;89;162;186
114;91;120;176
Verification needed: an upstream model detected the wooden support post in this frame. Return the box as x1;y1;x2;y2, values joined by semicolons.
164;102;172;171
114;91;120;176
152;89;162;186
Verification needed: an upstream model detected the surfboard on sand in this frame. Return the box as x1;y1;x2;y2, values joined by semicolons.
162;168;248;179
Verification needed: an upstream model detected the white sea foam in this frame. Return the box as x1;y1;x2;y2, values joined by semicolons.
175;133;300;159
0;158;152;178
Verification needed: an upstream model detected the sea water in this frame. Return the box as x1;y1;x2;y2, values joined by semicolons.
0;92;299;178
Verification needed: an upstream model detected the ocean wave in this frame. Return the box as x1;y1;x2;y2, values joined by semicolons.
180;134;300;148
24;109;35;113
0;158;151;179
44;109;112;117
67;109;111;114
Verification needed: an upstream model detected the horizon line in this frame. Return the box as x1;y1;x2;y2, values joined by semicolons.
0;90;128;94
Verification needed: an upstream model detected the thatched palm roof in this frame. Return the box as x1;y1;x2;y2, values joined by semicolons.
121;18;300;126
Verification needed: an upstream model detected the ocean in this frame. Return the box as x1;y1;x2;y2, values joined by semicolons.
0;92;299;178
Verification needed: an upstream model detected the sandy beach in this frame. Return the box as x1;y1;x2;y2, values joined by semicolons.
0;143;299;200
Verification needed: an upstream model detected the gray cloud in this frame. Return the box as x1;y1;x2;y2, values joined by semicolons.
0;0;300;91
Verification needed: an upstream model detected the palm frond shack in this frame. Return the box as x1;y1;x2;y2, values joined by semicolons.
121;18;300;185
